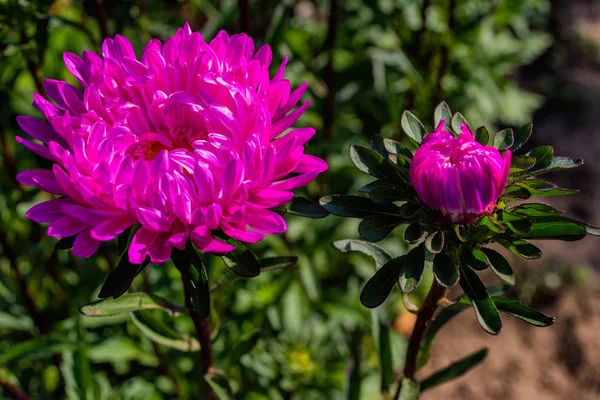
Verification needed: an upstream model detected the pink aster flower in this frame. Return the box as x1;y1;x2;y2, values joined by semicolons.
409;121;511;224
16;24;327;264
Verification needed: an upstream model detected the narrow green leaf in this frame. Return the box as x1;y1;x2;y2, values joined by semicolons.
401;110;426;143
480;248;515;286
531;156;583;175
509;179;578;197
510;156;536;173
492;297;554;327
476;216;505;234
420;349;488;392
417;303;469;370
287;196;329;218
369;185;409;204
399;203;421;218
508;203;562;217
221;241;261;278
433;102;452;131
382;138;413;159
360;257;403;308
451;112;469;135
346;331;362;400
372;308;393;392
319;195;400;218
404;223;425;244
399;245;425;292
55;235;76;250
80;293;184;317
331;239;393;268
130;313;200;352
510;123;532;151
350;145;390;178
425;231;444;254
259;256;298;272
454;225;468;242
117;226;134;255
359;215;406;242
0;337;75;365
497;238;542;260
518;216;586;241
474;126;490;145
433;253;459;288
460;247;488;271
205;376;232;400
526;146;554;171
459;264;502;335
172;246;210;318
98;256;150;299
493;128;514;150
398;378;420;400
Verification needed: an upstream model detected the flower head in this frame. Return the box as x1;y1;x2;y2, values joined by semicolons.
409;121;511;224
17;24;327;263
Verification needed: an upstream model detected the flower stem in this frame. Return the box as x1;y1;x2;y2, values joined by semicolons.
181;275;215;399
395;280;447;399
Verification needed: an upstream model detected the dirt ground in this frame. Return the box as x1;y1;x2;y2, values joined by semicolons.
420;1;600;398
420;283;600;400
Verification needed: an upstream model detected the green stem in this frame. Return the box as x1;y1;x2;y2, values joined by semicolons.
394;280;446;399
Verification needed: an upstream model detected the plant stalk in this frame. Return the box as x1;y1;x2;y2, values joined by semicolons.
181;275;215;399
394;280;446;399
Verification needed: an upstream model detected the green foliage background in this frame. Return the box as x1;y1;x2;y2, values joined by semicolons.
0;0;555;398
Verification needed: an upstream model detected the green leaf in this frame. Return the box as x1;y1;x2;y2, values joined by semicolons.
476;216;505;234
401;111;426;143
508;203;562;217
346;331;362;400
258;256;298;272
433;102;452;131
497;238;542;260
55;235;76;250
507;179;578;197
420;349;488;392
172;246;210;318
510;156;536;173
529;156;583;176
526;146;554;171
433;253;459;288
404;223;425;244
130;313;200;352
425;231;444;254
221;241;261;278
459;264;502;335
80;293;184;317
117;226;134;255
510;123;532;151
451;112;469;135
493;128;514;150
369;185;409;204
460;247;488;271
518;217;586;241
287;196;329;218
399;202;421;218
398;378;420;400
0;311;34;331
98;256;150;299
399;245;425;292
480;248;515;286
331;239;393;268
417;304;469;370
382;137;413;159
359;215;406;242
360;257;403;308
205;376;233;400
372;308;393;392
0;337;75;365
350;145;391;178
474;126;490;145
454;225;469;242
319;195;400;218
492;297;554;327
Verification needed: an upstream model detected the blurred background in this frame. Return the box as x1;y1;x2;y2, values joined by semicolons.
0;0;599;399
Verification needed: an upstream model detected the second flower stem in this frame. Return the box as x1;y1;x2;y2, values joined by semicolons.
395;280;447;398
181;276;215;399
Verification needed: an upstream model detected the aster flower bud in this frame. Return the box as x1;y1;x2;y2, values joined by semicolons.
409;121;512;224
